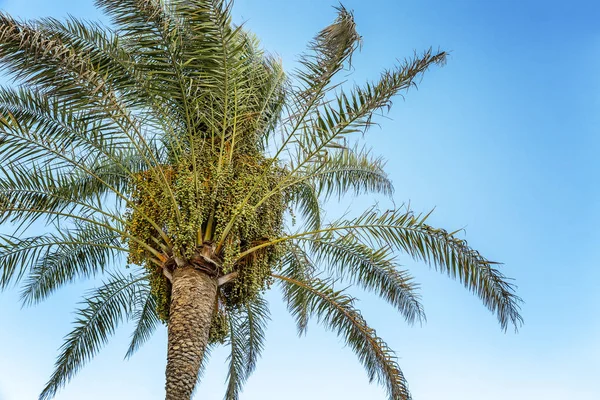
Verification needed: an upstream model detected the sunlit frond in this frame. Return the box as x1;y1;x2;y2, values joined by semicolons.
0;13;109;95
0;231;113;290
240;206;522;331
331;208;523;331
225;296;270;400
303;234;424;324
272;146;392;216
274;274;411;400
125;289;161;359
0;225;122;295
278;242;317;334
290;50;446;170
286;180;322;230
39;271;148;400
94;0;173;45
0;13;172;196
20;224;125;305
0;164;122;227
314;147;393;199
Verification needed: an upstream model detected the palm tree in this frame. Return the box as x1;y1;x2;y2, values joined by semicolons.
0;1;522;399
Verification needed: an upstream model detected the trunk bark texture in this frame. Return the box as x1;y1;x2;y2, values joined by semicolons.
165;266;217;400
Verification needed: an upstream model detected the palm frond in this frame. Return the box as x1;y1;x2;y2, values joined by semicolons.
261;145;392;213
291;4;360;108
197;343;214;382
0;13;108;95
39;271;148;400
257;46;438;209
0;86;132;166
240;206;522;331
0;223;124;290
35;16;157;108
0;98;143;222
125;289;161;359
286;180;322;230
0;234;70;289
341;208;523;331
278;242;316;334
0;163;123;227
274;274;411;400
94;0;172;45
0;91;174;246
273;4;361;160
290;49;446;170
303;234;424;324
0;13;144;133
35;16;189;152
225;296;270;400
0;13;175;204
19;224;125;305
311;146;393;199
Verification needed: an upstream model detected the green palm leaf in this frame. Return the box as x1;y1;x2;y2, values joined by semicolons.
310;146;394;199
278;242;316;334
304;234;424;324
275;274;411;400
39;271;148;400
20;225;125;305
225;296;270;400
336;207;523;330
125;289;161;359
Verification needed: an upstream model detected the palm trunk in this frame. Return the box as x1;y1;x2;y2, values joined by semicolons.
165;265;217;400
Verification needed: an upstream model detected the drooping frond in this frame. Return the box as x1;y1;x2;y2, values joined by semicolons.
0;13;142;124
0;86;131;168
279;146;393;214
239;206;522;331
0;166;108;228
0;87;162;223
39;271;148;400
311;146;393;200
225;296;270;400
20;224;125;305
303;234;424;324
197;343;214;382
0;154;146;241
0;224;124;291
0;13;110;94
286;180;322;230
35;16;156;108
94;0;175;59
278;242;316;334
274;274;411;400
336;208;523;331
0;234;45;288
125;289;161;359
0;13;170;189
0;163;128;251
225;311;244;400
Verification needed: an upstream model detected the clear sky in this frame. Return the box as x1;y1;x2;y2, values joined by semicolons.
0;1;599;399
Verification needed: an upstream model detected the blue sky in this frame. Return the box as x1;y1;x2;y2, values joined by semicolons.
0;0;599;399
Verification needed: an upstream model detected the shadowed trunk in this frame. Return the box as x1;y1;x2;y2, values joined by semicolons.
165;265;217;400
